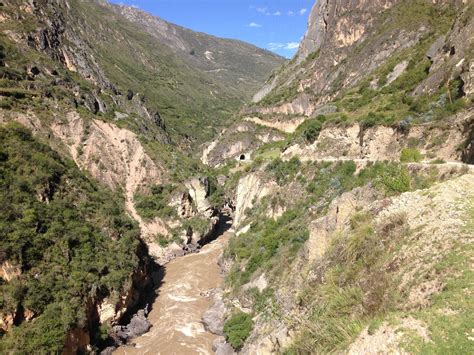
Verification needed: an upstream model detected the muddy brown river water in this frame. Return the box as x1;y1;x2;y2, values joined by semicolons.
115;230;232;355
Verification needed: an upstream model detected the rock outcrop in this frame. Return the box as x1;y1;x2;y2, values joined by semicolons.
282;109;472;163
201;121;284;167
233;173;277;229
306;185;381;262
111;309;151;344
202;290;226;336
185;177;213;216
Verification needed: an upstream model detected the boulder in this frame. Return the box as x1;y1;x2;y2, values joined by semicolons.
426;35;446;61
202;292;226;335
112;309;151;342
213;337;235;355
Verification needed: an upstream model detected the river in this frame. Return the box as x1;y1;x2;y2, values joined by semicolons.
114;220;232;355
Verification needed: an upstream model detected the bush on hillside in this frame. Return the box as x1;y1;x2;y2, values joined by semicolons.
265;157;301;185
0;123;141;352
224;312;254;350
295;115;326;143
134;184;176;220
400;148;423;162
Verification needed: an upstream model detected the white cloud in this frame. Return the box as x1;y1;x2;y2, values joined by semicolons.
273;11;281;16
248;22;262;28
268;42;300;51
256;7;268;14
299;8;307;15
287;11;295;16
286;42;300;49
268;43;285;50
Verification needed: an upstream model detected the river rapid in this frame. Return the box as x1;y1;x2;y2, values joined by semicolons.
114;227;232;355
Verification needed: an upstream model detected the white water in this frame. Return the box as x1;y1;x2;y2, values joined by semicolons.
115;229;232;355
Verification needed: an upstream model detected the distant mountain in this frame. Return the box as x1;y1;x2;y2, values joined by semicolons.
114;3;284;103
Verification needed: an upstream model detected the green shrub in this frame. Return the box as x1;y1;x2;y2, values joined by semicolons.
294;116;325;143
265;157;301;185
156;234;170;247
207;175;225;206
361;111;387;127
306;161;356;198
0;97;13;109
224;312;254;350
303;121;322;142
392;57;431;92
400;148;423;162
182;216;209;236
134;184;176;220
226;209;309;287
430;158;446;164
377;165;411;194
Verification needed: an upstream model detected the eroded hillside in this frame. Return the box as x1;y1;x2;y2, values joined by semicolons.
1;0;284;145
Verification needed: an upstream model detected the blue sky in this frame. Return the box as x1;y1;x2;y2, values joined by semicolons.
109;0;315;58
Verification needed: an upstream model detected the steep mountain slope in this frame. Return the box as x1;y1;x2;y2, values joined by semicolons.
0;124;151;353
195;0;474;353
0;0;282;254
204;0;473;166
114;3;284;102
1;0;284;146
220;164;473;353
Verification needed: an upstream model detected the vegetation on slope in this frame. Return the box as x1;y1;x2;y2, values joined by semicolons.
69;0;282;145
0;124;142;352
287;211;407;353
134;184;177;221
225;159;444;291
286;182;474;353
223;311;254;350
0;0;283;150
224;153;471;352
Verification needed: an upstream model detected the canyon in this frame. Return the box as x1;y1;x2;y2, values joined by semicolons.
0;0;473;354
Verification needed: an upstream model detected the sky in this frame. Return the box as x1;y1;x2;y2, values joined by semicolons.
109;0;315;58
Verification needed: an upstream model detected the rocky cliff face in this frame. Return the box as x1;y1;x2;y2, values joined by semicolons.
11;0;113;89
251;0;472;116
204;0;473;168
297;0;397;62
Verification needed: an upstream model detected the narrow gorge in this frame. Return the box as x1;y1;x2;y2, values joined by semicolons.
1;0;473;354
